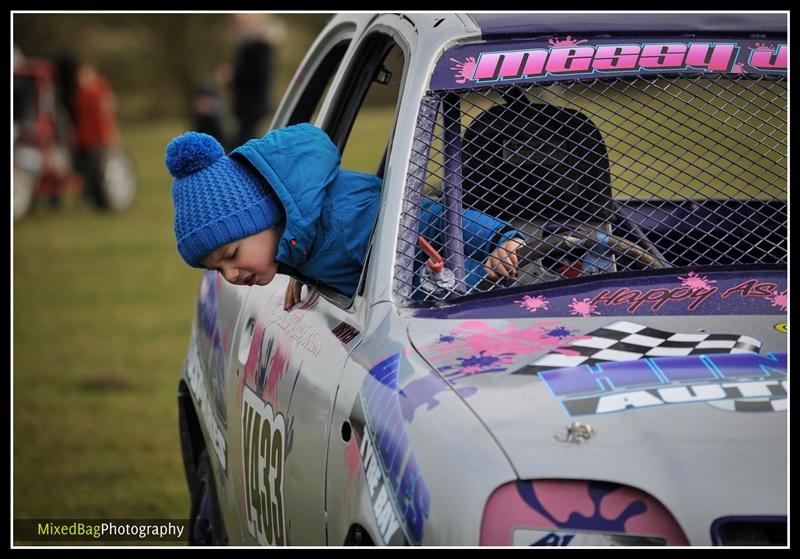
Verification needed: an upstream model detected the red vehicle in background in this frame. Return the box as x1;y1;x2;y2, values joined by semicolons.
13;54;136;220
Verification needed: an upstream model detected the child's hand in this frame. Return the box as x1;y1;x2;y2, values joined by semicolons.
283;278;304;311
484;238;525;286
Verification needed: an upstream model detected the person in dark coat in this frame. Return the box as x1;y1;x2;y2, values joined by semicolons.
230;14;284;148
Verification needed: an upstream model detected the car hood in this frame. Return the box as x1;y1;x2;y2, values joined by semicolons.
406;269;787;539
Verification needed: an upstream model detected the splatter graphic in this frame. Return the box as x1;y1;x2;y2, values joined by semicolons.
768;290;787;312
544;326;574;340
753;43;776;50
480;479;689;545
732;62;747;74
410;321;590;381
450;56;476;84
515;294;550;314
569;298;600;318
678;271;717;290
548;35;588;47
438;333;460;344
439;350;515;380
418;320;585;370
455;320;588;357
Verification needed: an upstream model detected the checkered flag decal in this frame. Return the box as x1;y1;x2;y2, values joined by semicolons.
518;321;762;375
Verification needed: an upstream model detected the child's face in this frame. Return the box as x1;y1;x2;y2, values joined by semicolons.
200;227;282;287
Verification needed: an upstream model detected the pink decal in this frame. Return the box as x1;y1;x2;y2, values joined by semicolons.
754;43;776;50
569;297;600;317
721;279;778;300
533;481;595;523
685;43;737;72
731;62;747;74
450;56;476;84
548;35;588;47
454;320;589;356
515;294;550;313
343;439;361;499
474;52;505;80
415;322;590;381
473;50;548;81
592;285;716;313
593;45;640;71
598;487;688;544
678;271;717;290
239;322;266;408
480;480;689;546
639;43;686;69
768;290;787;312
521;50;548;76
265;333;290;400
546;46;594;73
243;323;266;383
750;44;787;70
460;364;482;376
481;483;557;545
497;51;527;78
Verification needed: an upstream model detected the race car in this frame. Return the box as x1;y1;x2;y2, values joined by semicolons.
177;12;787;546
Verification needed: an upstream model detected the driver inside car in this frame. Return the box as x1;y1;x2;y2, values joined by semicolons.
460;91;668;285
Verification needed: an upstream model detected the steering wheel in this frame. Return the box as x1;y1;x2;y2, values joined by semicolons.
475;228;669;291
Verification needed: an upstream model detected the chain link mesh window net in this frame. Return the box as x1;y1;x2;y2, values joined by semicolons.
394;74;787;304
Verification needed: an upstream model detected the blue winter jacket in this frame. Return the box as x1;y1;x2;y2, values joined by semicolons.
233;123;523;297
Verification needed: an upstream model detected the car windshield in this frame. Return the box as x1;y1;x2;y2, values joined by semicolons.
393;37;787;304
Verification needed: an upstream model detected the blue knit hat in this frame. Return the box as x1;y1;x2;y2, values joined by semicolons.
166;132;283;267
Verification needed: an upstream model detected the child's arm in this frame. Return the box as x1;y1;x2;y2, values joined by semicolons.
283;277;303;310
484;237;525;285
418;198;525;284
419;198;524;257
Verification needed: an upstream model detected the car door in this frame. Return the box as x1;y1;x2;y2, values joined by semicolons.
219;19;359;546
223;15;410;546
274;24;409;545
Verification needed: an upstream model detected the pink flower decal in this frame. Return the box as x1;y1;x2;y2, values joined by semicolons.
450;56;476;84
548;35;588;47
678;271;717;290
753;43;776;50
732;62;747;74
515;294;550;313
569;298;600;318
265;337;289;399
768;290;787;312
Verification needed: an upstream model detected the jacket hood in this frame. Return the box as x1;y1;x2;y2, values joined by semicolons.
232;124;341;268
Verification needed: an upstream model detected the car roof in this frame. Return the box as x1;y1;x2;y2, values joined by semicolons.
468;12;787;39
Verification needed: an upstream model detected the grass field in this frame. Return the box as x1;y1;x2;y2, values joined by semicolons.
12;108;394;544
13;118;198;528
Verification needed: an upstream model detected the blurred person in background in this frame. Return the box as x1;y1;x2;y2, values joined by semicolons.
190;69;227;146
226;13;286;149
71;61;119;204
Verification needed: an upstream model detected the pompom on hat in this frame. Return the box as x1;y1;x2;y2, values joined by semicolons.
166;132;283;267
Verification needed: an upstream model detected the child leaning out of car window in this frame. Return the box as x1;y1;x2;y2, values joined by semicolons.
166;124;525;310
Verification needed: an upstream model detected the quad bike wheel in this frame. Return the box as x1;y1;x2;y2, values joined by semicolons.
84;146;137;211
